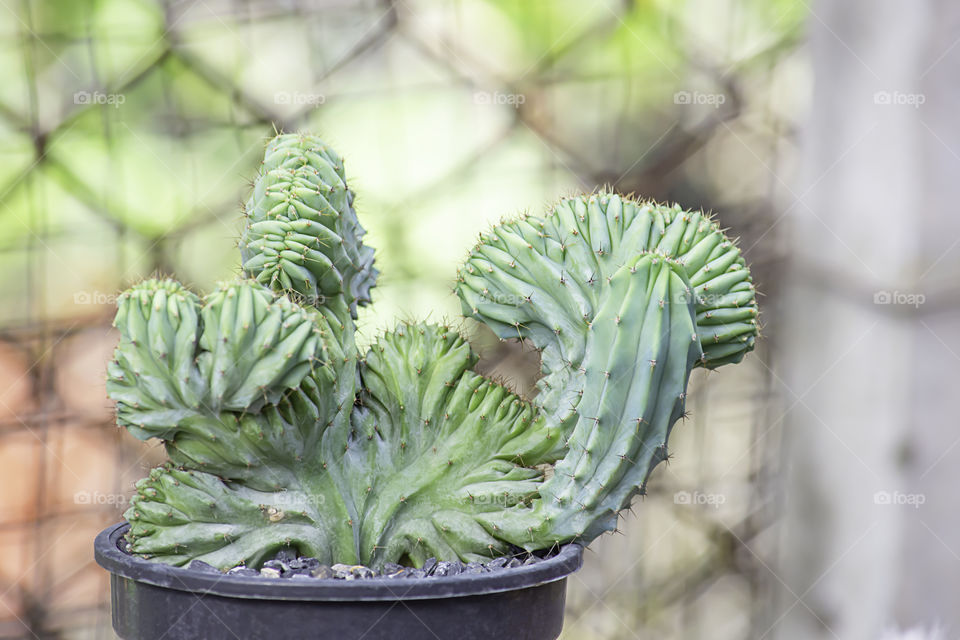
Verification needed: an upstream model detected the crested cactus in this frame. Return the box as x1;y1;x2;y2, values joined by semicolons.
454;195;757;545
110;133;758;570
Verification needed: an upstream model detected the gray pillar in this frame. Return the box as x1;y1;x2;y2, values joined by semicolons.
776;1;960;638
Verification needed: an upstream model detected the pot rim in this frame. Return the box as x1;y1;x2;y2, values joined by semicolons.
95;522;583;602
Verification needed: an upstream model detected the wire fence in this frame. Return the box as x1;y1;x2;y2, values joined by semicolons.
0;1;803;637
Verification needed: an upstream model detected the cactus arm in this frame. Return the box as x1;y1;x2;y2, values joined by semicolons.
106;279;204;437
108;279;339;480
456;195;756;390
476;255;700;546
455;193;758;548
345;324;557;567
124;465;352;568
196;283;321;412
240;133;377;319
108;279;323;433
239;133;371;551
652;204;758;367
542;255;700;538
109;278;359;567
114;135;375;570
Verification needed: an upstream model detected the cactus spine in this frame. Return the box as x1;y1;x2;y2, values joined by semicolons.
110;134;758;570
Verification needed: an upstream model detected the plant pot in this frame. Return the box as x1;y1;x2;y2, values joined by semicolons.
95;522;583;640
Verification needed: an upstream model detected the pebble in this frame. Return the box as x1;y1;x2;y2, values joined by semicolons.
383;568;409;579
311;564;335;579
284;568;313;578
287;557;320;571
199;548;564;580
262;559;287;572
187;560;221;574
352;566;375;579
432;561;463;577
273;549;298;564
332;563;375;579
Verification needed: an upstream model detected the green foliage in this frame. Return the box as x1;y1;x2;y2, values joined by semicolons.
111;134;758;570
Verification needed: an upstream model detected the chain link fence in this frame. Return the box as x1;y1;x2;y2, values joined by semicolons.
0;1;804;637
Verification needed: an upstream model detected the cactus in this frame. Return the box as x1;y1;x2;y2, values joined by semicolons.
239;134;377;318
110;133;758;570
454;195;757;545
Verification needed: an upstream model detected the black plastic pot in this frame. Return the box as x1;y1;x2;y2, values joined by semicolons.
95;522;583;640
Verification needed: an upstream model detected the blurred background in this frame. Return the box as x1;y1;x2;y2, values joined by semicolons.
0;1;957;639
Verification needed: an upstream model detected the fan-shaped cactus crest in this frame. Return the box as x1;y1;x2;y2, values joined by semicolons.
109;133;758;569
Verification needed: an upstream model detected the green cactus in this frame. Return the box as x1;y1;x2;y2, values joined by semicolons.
454;195;757;546
239;134;377;318
111;133;758;570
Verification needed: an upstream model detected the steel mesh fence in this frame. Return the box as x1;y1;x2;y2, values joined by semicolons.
0;1;802;637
